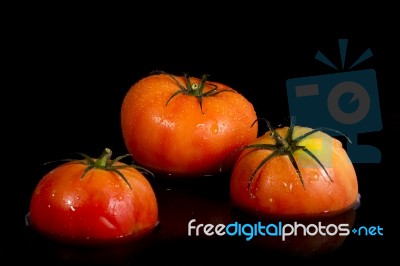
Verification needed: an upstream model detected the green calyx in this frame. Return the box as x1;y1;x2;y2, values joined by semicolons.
44;148;154;190
237;117;351;195
160;71;233;114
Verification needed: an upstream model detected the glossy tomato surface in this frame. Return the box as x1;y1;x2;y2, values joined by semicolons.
230;124;359;217
29;149;159;244
120;72;258;178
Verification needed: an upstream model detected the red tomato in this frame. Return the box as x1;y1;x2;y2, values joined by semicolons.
230;117;359;217
29;148;159;244
120;72;258;178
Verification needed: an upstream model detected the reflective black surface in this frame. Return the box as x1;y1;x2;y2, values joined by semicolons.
15;163;389;265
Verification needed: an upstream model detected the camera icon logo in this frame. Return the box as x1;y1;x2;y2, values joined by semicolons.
286;39;382;163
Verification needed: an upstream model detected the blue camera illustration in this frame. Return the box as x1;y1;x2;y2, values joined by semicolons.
286;39;382;163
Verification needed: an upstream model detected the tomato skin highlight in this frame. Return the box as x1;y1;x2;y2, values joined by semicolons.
29;160;159;243
120;73;258;177
230;126;359;216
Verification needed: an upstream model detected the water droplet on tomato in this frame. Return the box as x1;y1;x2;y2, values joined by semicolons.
211;123;219;135
282;182;294;192
311;174;319;181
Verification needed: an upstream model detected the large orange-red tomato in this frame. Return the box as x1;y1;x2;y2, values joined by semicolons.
230;118;359;217
120;72;258;178
29;148;159;244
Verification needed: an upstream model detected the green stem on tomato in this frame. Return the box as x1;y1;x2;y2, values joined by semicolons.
152;71;234;114
43;148;154;190
95;148;113;168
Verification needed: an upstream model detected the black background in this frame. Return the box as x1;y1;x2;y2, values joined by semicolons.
4;5;397;265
